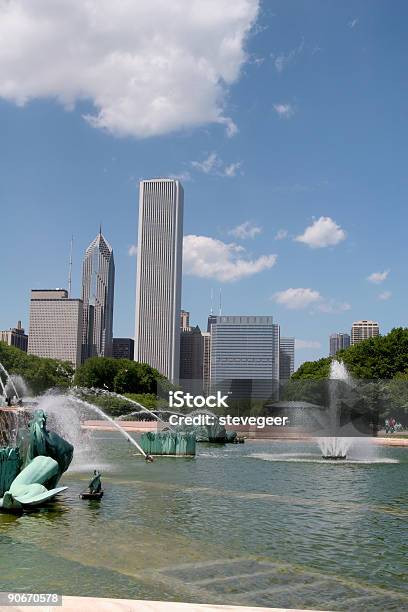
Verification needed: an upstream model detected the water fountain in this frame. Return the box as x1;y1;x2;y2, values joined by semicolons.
318;360;354;460
71;388;200;456
0;362;20;404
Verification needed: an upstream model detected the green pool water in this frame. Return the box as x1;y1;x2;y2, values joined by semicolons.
0;434;407;611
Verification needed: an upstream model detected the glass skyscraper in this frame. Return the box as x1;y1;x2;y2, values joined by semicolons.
81;230;115;361
279;336;295;381
329;332;351;355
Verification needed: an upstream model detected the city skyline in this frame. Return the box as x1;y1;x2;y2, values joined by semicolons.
1;2;407;368
0;217;391;369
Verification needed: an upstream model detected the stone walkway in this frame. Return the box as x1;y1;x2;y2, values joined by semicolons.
4;597;323;612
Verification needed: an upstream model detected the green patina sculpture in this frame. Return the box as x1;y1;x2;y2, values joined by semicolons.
0;409;73;511
88;470;102;493
0;455;67;510
25;409;73;487
0;447;21;497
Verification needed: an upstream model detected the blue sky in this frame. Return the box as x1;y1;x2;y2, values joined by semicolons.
1;0;407;366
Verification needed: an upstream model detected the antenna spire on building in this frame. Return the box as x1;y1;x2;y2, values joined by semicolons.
219;288;222;316
210;288;214;315
68;235;74;298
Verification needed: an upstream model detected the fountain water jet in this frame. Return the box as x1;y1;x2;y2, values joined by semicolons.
0;362;20;402
318;360;353;460
34;392;148;462
67;395;147;458
72;387;176;432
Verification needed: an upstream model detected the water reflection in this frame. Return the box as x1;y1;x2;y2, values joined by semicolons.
0;435;406;611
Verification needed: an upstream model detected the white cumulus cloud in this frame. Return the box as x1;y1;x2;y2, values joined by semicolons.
273;288;321;310
128;245;137;256
367;270;390;284
317;300;351;314
228;221;262;239
183;235;276;282
273;288;350;313
0;0;259;138
378;291;392;301
191;152;242;177
223;161;242;177
275;229;288;240
295;216;346;248
273;103;295;119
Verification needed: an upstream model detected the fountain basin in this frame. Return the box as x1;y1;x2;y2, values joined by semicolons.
322;455;346;460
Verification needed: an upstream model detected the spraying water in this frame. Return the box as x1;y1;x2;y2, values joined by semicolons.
318;360;353;459
0;362;20;401
72;387;176;432
67;395;147;458
6;375;28;399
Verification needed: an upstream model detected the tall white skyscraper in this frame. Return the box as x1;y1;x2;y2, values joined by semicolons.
134;179;184;382
81;230;115;361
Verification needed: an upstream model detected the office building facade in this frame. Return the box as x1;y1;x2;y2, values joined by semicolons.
330;332;351;356
81;230;115;361
279;336;295;381
113;338;134;360
179;325;204;394
180;310;190;330
351;321;380;345
28;289;83;367
209;315;280;400
134;179;184;382
202;331;211;395
0;321;28;352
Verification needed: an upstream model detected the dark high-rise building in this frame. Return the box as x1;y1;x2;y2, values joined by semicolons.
180;310;190;330
207;313;217;333
279;337;295;381
0;321;28;352
179;312;204;394
81;230;115;361
113;338;134;360
202;331;211;395
330;332;351;356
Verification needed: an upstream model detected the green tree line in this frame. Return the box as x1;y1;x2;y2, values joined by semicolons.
290;328;408;422
293;328;408;380
0;342;172;399
0;342;74;394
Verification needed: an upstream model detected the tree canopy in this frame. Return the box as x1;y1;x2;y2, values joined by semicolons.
0;341;74;395
73;356;173;395
0;343;173;399
293;328;408;381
